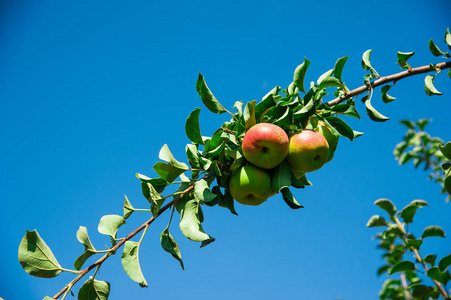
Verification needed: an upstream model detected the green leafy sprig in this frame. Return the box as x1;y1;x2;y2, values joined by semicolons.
394;119;451;202
18;29;451;300
368;198;450;300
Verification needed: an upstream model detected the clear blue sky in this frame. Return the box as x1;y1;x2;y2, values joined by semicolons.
1;1;450;299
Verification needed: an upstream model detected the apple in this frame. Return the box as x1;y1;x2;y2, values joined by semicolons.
286;129;329;173
315;121;339;163
241;123;289;169
228;164;272;206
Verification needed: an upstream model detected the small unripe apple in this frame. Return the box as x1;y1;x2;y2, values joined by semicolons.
315;121;339;163
228;165;272;206
287;129;329;173
241;123;289;169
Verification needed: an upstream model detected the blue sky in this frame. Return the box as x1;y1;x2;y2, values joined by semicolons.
1;1;450;299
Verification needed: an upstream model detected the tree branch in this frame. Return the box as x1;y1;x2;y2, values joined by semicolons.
326;61;451;106
52;176;206;299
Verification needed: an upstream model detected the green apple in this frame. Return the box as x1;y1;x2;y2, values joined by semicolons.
228;164;272;206
286;129;330;173
315;121;339;163
241;123;289;169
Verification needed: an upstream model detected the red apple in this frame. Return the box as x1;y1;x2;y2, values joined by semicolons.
241;123;289;169
287;129;329;173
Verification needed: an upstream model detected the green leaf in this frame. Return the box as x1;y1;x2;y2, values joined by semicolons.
18;230;63;278
78;278;110;300
427;267;450;285
74;226;97;270
290;172;306;189
281;187;303;209
396;51;415;70
179;199;215;245
398;152;416;165
333;56;349;82
428;39;445;56
442;162;451;171
407;237;423;250
293;57;310;93
317;69;333;86
195;73;226;114
439;142;451;160
186;144;201;169
136;173;168;193
411;285;434;299
424;75;443;96
445;175;451;195
329;103;360;119
159;144;189;168
276;106;293;129
424;254;437;266
416;119;430;131
393;141;408;159
141;181;164;217
293;98;315;122
243;100;257;130
421;226;446;239
383;224;404;238
445;28;451;48
256;90;278;121
400;200;428;224
377;265;390;276
98;215;126;246
317;76;342;90
362;95;389;122
389;260;416;275
381;85;396;103
123;195;134;220
324;116;355;141
374;198;397;217
366;215;388;227
160;227;184;270
222;189;238;216
439;253;451;271
271;160;292;193
194;179;216;203
121;241;148;287
287;81;298;95
153;162;186;183
399;120;415;130
361;49;373;71
185;108;205;145
353;130;364;139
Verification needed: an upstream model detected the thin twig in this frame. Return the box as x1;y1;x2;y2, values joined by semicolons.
326;61;451;106
52;175;207;299
400;272;413;300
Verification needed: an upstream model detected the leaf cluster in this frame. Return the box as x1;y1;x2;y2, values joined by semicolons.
368;198;451;299
394;119;451;202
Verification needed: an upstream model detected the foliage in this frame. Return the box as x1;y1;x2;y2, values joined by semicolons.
394;120;451;202
17;29;451;300
368;198;450;299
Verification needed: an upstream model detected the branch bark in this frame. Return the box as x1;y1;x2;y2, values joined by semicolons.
326;61;451;106
52;176;206;299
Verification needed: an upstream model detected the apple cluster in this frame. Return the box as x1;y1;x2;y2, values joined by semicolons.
229;122;339;206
